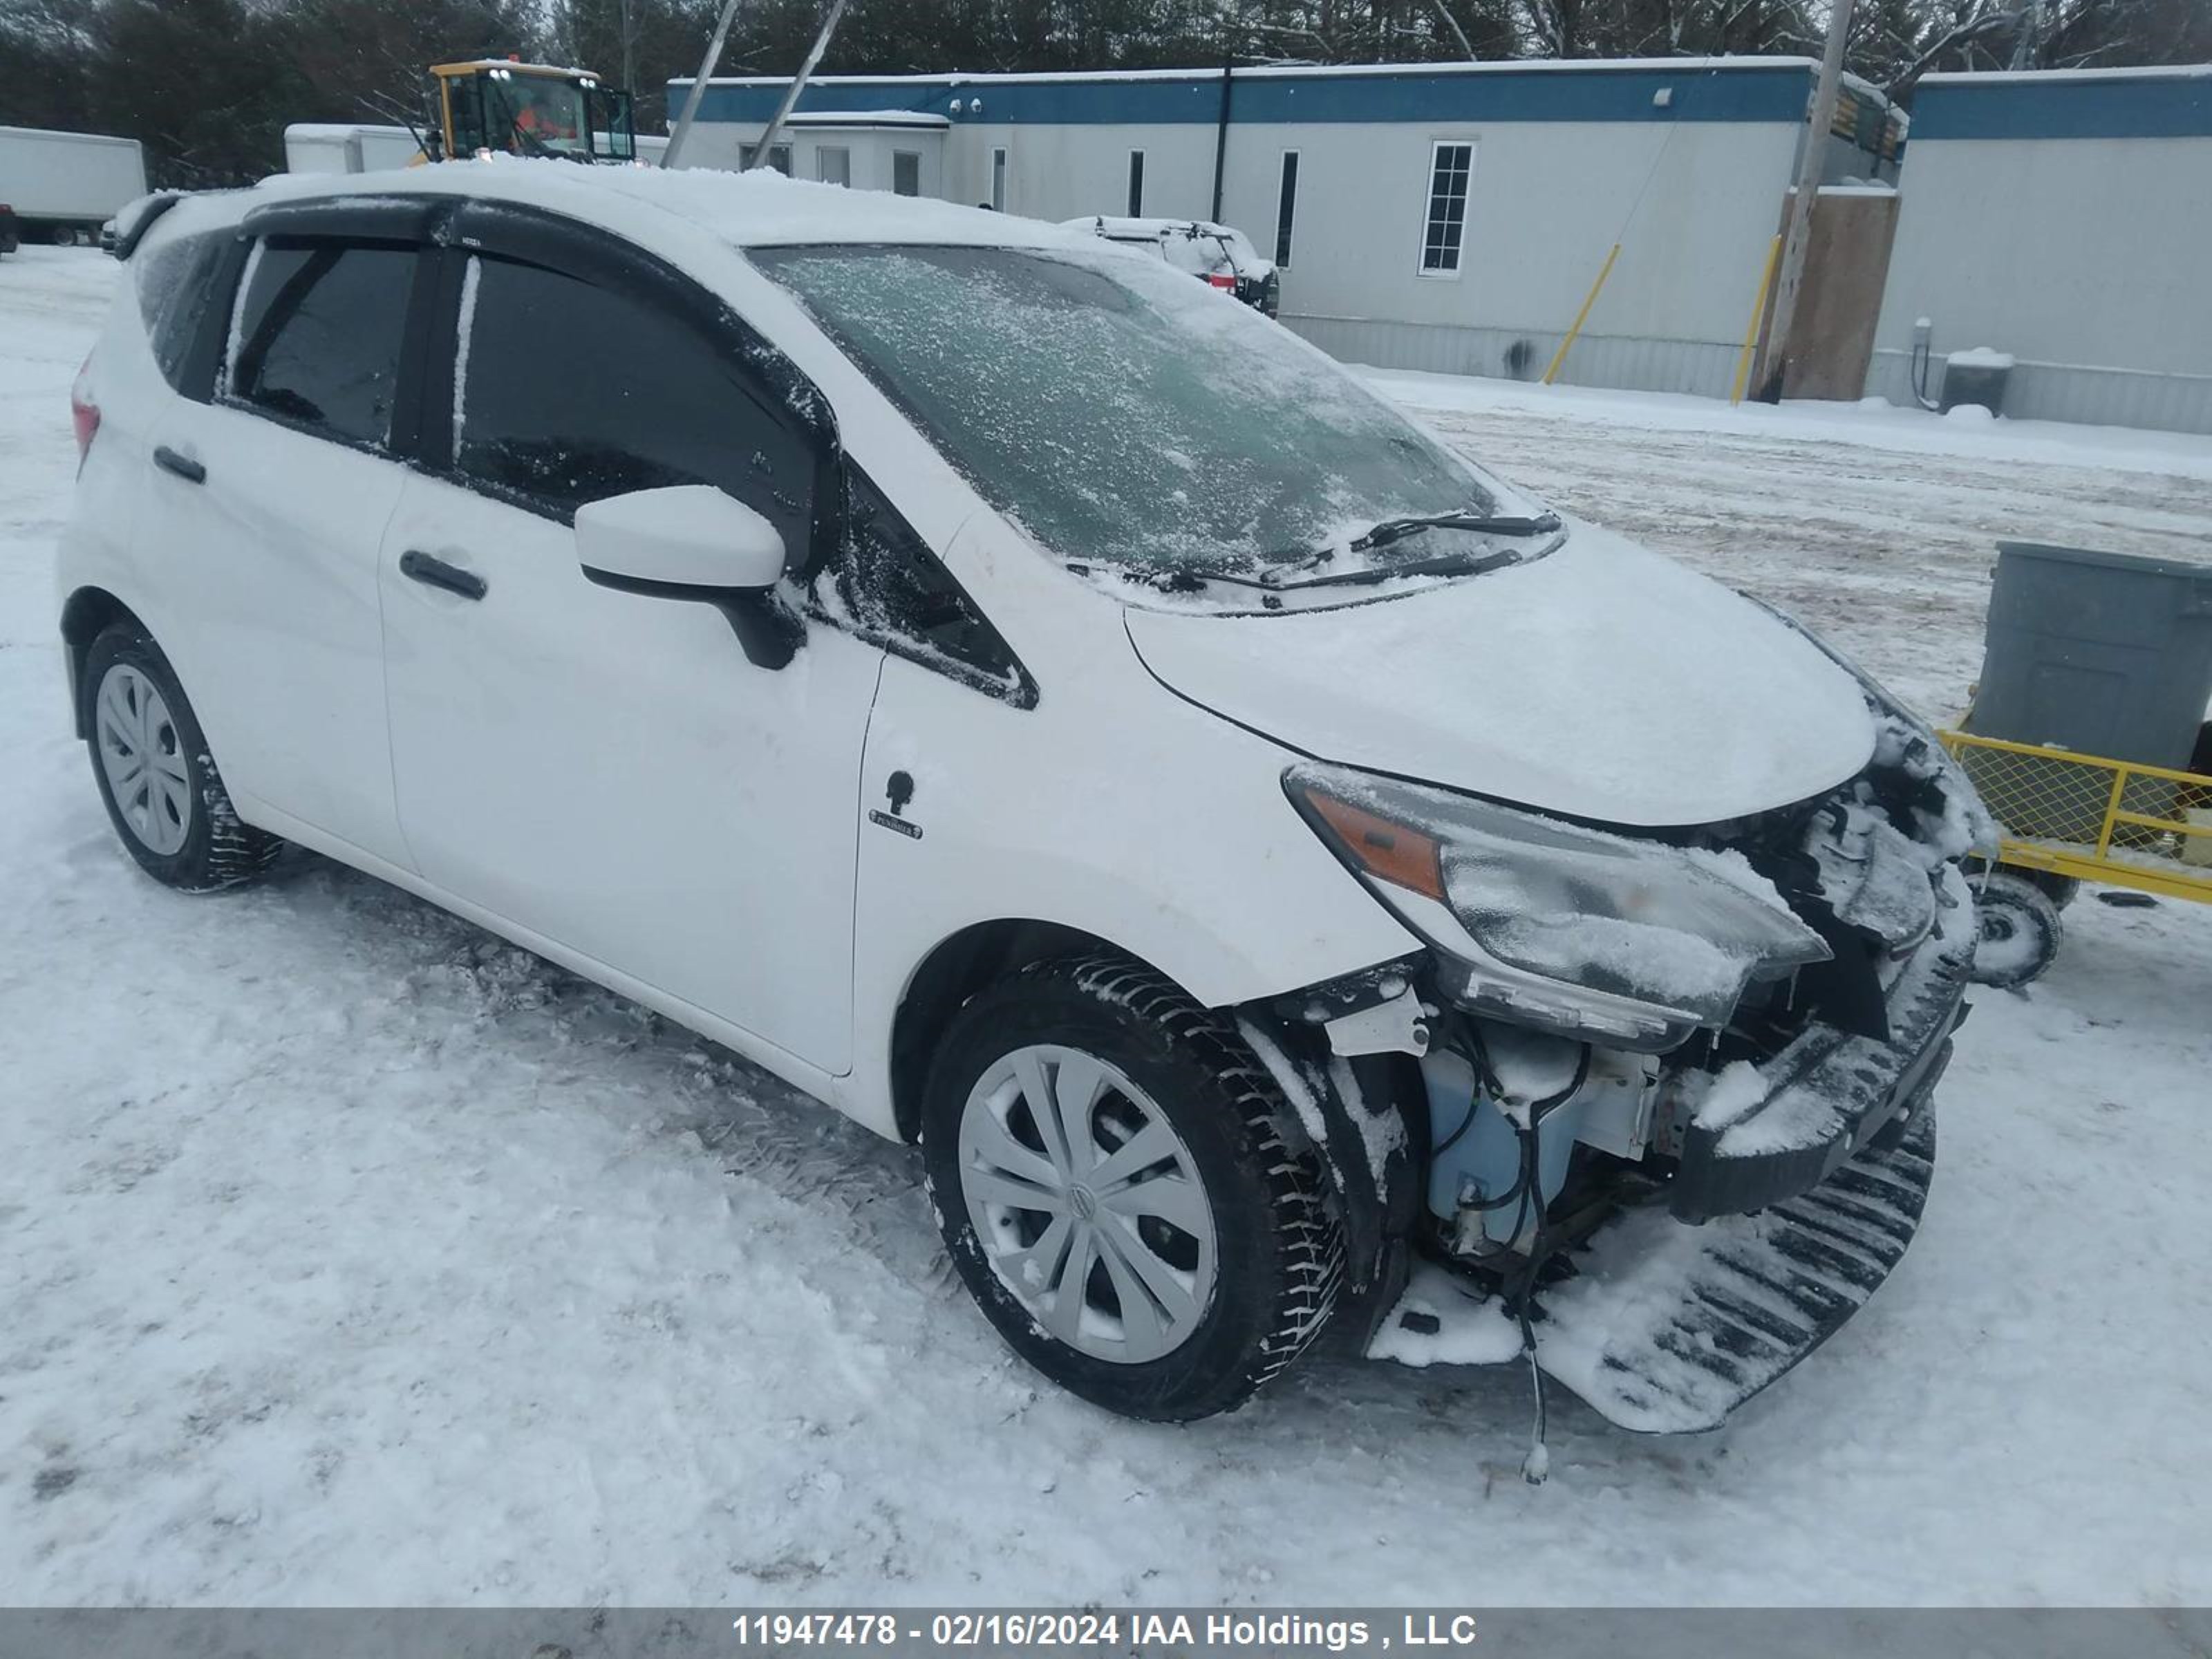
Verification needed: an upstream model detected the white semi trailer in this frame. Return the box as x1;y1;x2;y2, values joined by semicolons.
0;126;148;246
283;123;433;174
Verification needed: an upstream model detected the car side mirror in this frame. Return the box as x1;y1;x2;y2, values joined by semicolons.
574;485;786;592
575;486;803;670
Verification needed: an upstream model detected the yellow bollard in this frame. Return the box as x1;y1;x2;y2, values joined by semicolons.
1731;234;1785;405
1541;243;1620;387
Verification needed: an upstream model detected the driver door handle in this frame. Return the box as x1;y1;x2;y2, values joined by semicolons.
399;550;487;601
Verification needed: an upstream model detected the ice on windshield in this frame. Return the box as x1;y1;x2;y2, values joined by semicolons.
751;244;1491;579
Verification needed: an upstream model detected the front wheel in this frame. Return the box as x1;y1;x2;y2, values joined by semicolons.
1970;870;2063;988
82;624;283;892
921;955;1342;1421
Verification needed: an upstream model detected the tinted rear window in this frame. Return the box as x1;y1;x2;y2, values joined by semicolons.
229;240;415;448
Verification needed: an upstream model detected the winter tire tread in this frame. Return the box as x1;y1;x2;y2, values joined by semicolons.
921;951;1344;1421
83;623;283;892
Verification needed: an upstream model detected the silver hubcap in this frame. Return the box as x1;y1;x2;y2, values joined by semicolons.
957;1044;1217;1365
95;664;191;856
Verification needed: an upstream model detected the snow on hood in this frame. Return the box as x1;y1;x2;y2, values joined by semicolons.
1124;521;1876;828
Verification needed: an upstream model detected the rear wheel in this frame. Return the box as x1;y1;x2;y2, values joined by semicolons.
921;955;1341;1421
82;624;282;892
1970;871;2063;988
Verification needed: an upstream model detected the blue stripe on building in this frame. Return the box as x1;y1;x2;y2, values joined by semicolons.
1913;73;2212;142
679;64;1816;129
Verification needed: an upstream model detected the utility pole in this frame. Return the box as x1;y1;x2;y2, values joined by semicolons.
1750;0;1855;402
1429;0;1478;59
747;0;852;169
663;0;744;167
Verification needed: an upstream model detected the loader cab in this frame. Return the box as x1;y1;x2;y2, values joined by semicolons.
431;60;637;165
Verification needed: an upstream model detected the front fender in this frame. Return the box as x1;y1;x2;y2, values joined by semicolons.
838;650;1418;1138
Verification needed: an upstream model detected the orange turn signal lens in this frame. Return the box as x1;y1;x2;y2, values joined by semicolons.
1305;790;1447;902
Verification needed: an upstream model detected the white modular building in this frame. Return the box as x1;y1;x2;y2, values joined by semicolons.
1868;66;2212;433
672;59;1902;400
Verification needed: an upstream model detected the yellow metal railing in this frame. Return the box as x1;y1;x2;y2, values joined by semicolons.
1939;729;2212;903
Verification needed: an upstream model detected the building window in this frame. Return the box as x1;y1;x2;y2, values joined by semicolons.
991;147;1007;212
1275;151;1299;270
741;141;793;175
1126;150;1145;217
1420;141;1474;274
815;146;850;187
892;150;921;197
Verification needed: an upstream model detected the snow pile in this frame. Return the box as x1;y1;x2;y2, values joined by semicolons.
1366;1264;1524;1368
1689;1060;1770;1134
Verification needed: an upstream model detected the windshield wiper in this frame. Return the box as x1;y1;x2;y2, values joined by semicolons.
1233;507;1563;590
1194;543;1535;594
1353;508;1562;552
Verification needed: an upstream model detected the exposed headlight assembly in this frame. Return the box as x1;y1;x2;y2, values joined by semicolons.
1286;763;1832;1051
1749;597;2000;860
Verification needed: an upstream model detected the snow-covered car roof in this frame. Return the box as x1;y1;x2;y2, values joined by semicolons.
1063;214;1241;242
177;157;1088;255
1061;214;1273;279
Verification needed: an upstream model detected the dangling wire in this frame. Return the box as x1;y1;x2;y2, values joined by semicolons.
1506;1070;1584;1488
1508;1112;1550;1483
1431;1018;1588;1485
1519;1306;1550;1485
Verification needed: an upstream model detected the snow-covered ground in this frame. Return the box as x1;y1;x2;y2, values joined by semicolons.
5;244;2211;1607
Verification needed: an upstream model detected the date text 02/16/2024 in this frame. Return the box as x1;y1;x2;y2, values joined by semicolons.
727;1612;1483;1649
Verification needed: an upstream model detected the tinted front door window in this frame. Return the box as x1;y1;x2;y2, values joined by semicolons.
229;240;414;447
451;254;815;558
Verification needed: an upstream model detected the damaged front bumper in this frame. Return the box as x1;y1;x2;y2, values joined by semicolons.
1535;1103;1938;1432
1367;1104;1940;1433
1258;711;1991;1434
1667;861;1976;1225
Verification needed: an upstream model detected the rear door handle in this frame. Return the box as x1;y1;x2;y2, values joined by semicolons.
399;549;487;601
153;446;205;485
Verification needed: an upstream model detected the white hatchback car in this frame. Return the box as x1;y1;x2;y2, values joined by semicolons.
63;164;1991;1436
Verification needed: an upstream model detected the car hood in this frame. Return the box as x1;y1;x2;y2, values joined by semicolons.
1123;522;1876;827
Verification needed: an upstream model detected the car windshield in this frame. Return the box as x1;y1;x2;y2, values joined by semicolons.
751;243;1501;581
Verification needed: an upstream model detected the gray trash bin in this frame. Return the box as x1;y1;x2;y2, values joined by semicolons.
1962;542;2212;842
